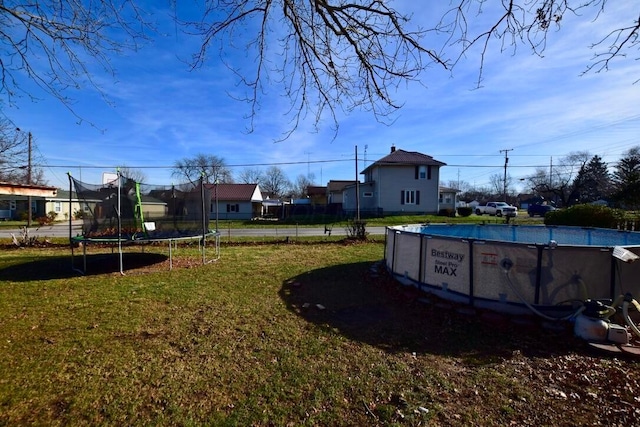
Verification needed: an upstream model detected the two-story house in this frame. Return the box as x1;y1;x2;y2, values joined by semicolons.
343;146;446;215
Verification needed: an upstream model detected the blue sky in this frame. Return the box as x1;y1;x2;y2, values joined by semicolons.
3;1;639;191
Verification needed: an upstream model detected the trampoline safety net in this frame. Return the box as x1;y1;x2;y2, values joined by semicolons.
70;174;211;240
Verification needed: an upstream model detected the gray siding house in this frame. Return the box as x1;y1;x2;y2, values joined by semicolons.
343;146;446;215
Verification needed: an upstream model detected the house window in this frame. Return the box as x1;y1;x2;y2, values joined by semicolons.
419;165;427;179
84;203;90;212
226;203;240;212
439;193;452;204
54;201;61;212
401;190;420;205
415;165;432;180
363;192;373;198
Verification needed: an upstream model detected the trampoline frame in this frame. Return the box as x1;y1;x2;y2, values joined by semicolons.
68;172;220;275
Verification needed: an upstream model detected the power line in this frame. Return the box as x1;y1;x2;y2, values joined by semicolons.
42;158;353;170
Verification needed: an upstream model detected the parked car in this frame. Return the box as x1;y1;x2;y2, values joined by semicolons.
527;204;555;217
475;202;518;217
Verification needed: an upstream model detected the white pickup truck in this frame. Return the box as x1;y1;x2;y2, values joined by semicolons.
475;201;518;217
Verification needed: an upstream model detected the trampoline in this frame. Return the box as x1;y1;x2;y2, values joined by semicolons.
68;172;220;274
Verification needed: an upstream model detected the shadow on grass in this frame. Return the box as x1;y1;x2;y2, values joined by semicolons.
0;252;169;281
279;260;585;361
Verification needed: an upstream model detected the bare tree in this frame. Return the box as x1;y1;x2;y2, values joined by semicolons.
292;173;315;199
261;166;291;199
0;121;47;185
117;165;148;184
237;167;264;185
459;183;494;203
172;154;233;185
489;173;517;201
445;179;471;192
525;151;591;206
0;121;26;182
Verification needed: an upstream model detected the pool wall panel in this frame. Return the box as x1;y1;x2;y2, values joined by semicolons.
539;247;611;304
471;242;538;304
424;238;470;295
393;232;421;281
385;225;640;315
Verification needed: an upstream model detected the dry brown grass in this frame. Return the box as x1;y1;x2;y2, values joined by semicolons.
0;241;639;426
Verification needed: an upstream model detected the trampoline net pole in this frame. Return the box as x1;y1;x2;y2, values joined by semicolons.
117;170;124;275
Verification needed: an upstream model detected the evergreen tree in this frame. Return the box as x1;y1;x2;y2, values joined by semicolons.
573;155;612;203
612;147;640;209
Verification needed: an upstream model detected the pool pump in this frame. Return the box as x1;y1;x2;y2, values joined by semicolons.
574;300;629;345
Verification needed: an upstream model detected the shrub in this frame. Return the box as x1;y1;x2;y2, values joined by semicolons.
345;219;367;240
544;204;625;229
37;211;58;226
438;208;456;217
457;207;473;217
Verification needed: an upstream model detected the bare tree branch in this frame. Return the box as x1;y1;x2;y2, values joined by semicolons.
439;1;638;87
183;0;449;140
0;1;152;124
584;13;640;81
1;1;638;140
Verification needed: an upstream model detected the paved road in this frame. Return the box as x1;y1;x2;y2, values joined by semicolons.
0;222;388;239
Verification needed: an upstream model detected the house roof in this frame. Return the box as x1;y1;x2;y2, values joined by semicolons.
47;189;76;201
439;186;460;193
0;182;58;197
306;186;327;196
361;149;446;174
205;183;263;202
327;180;358;193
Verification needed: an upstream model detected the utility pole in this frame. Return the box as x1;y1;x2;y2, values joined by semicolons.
27;131;32;227
16;128;33;227
355;145;360;221
500;148;513;202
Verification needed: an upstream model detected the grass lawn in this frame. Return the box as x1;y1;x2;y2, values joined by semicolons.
1;240;639;426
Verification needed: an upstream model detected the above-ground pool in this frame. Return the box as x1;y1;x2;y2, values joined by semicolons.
385;224;640;316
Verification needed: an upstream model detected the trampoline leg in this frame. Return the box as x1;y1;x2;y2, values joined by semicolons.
169;239;173;270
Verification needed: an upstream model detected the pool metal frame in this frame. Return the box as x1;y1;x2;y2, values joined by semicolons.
385;224;640;316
